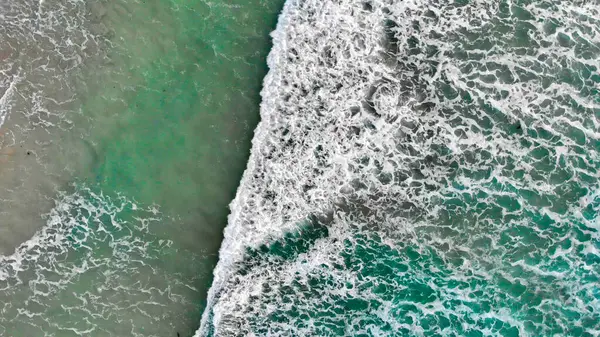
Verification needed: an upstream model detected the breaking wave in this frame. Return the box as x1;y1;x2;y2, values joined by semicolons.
198;0;600;336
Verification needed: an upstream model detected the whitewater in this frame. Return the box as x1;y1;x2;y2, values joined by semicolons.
197;0;600;336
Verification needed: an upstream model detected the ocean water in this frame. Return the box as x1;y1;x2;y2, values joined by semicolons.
198;0;600;336
0;0;282;336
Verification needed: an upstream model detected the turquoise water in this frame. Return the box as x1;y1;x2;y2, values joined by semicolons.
0;0;282;335
198;0;600;336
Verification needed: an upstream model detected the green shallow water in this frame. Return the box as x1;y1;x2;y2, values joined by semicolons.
0;0;283;336
82;0;284;253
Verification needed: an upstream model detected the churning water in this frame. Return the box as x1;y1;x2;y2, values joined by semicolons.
1;0;598;336
198;0;599;336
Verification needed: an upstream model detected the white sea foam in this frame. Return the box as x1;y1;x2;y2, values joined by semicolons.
0;76;20;128
0;187;156;334
0;185;209;336
0;0;111;255
197;0;599;335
